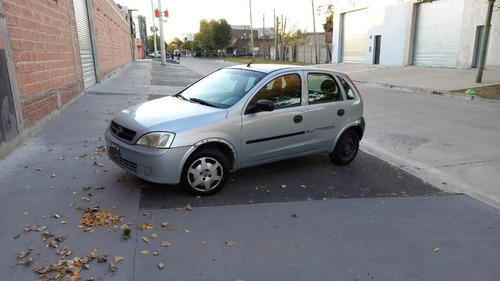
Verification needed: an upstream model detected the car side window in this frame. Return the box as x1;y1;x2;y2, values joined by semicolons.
337;76;357;100
246;73;301;113
307;73;343;104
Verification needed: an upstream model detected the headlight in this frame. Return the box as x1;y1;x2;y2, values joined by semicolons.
136;132;175;148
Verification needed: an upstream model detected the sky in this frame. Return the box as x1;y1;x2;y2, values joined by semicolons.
115;0;333;41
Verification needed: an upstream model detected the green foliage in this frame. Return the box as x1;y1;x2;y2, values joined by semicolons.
282;29;308;46
146;34;161;53
321;4;334;32
323;13;333;32
193;19;232;55
210;19;232;51
183;40;193;51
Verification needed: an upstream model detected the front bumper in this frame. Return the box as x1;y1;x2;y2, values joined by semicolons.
104;128;191;184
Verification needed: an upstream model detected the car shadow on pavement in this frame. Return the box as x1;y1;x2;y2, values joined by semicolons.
139;151;451;210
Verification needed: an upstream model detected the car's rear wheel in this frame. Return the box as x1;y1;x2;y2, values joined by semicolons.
180;149;229;196
329;129;359;165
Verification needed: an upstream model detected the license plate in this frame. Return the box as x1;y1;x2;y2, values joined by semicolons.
109;143;121;159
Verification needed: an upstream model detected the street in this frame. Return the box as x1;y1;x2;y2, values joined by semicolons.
0;58;498;281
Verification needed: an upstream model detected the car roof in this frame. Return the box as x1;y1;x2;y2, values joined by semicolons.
227;64;344;76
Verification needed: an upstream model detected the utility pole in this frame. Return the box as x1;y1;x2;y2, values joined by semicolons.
263;14;265;58
475;0;495;83
249;0;255;58
158;0;166;65
150;0;157;55
274;9;278;60
312;0;318;64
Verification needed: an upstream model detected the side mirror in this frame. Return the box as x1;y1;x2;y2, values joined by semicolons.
255;99;275;112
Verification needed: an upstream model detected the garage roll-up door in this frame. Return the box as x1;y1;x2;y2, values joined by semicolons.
342;9;369;63
412;0;464;68
74;0;96;89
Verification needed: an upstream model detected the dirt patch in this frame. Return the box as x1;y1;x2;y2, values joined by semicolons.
452;84;500;100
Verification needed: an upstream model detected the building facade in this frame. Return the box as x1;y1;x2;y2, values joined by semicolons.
0;0;133;157
332;0;500;69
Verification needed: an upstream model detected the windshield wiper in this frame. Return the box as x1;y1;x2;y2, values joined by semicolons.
175;93;189;101
189;98;219;108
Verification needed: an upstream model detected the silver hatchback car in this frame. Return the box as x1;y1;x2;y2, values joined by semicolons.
105;64;365;195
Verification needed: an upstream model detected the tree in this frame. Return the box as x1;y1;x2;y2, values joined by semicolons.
321;4;334;32
146;34;160;54
209;19;232;53
274;16;308;60
146;34;167;54
194;20;214;52
183;40;193;52
168;37;183;53
193;19;232;56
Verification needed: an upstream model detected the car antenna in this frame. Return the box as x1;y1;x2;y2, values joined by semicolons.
247;59;255;67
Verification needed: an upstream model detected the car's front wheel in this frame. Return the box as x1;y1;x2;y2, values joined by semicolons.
180;149;229;196
330;129;359;165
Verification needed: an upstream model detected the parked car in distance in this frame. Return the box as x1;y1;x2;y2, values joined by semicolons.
149;51;161;58
105;64;365;196
233;50;252;57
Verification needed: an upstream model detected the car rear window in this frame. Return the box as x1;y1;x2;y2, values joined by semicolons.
307;73;343;104
337;76;357;100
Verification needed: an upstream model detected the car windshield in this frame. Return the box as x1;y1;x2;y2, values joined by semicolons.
177;68;266;109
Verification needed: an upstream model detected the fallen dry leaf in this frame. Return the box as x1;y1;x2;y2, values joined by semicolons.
141;236;149;243
139;250;149;255
225;241;237;246
185;204;193;211
158;263;164;269
18;257;33;266
151;233;158;239
80;209;123;227
117;176;128;181
161;241;172;247
17;247;34;259
110;256;124;272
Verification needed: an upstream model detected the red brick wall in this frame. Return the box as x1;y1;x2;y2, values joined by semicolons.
2;0;132;131
90;0;132;78
3;0;83;128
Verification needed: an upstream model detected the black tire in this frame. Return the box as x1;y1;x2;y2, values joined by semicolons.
329;129;360;166
180;149;229;196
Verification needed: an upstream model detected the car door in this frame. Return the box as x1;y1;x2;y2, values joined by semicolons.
302;72;349;151
240;73;308;166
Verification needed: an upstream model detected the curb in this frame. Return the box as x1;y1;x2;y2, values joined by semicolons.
354;80;500;104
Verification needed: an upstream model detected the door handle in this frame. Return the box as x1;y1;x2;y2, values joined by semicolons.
337;109;345;116
293;115;303;123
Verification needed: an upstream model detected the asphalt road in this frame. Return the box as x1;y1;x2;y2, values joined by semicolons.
142;58;449;210
2;59;498;281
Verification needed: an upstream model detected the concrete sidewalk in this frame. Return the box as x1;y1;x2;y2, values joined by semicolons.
0;59;498;281
318;63;500;94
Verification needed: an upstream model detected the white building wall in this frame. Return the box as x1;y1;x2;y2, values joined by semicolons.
332;0;411;65
457;1;500;70
332;0;500;69
366;2;412;65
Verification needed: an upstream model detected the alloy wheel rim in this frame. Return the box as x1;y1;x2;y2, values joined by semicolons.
187;157;223;192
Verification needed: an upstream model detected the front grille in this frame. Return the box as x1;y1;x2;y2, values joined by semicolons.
109;152;138;172
110;121;136;141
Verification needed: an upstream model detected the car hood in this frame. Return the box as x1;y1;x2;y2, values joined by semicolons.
113;96;226;134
